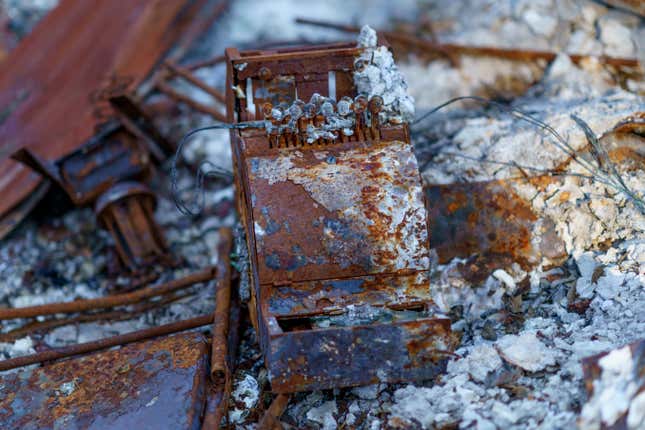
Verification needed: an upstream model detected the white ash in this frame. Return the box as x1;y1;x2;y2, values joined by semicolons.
306;400;338;430
447;344;503;384
579;344;644;428
354;25;416;123
230;374;260;423
419;0;640;58
496;331;558;372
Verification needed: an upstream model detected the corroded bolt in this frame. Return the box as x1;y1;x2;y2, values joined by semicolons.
368;95;384;114
337;97;352;116
262;102;273;119
354;58;368;72
258;67;272;81
353;95;368;114
368;95;383;141
303;103;316;119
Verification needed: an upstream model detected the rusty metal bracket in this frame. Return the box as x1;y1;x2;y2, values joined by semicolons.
95;181;169;270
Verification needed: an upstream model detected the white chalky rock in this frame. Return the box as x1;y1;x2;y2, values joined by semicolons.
9;337;35;358
595;268;626;300
627;391;645;429
576;252;598;279
599;19;635;57
492;269;516;291
523;9;558;38
448;344;503;383
580;345;640;428
496;332;557;372
391;385;435;428
229;374;259;423
354;25;415;123
306;400;338;430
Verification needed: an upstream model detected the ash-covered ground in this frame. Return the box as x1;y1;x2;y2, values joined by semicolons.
0;1;643;429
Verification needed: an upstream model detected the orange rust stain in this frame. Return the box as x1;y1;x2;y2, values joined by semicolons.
559;191;571;203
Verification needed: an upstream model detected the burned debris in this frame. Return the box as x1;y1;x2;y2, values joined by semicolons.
0;1;644;429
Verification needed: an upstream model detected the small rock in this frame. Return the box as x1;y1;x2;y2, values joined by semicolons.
352;384;380;400
595;268;625;300
306;400;338;430
449;344;503;383
496;332;557;372
493;269;516;291
523;9;558;38
9;337;35;358
481;320;498;341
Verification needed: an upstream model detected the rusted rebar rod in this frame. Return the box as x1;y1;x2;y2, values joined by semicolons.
183;54;227;71
0;290;195;343
210;228;233;383
156;80;228;121
295;17;642;69
0;313;214;372
164;60;227;104
0;266;216;320
257;394;290;430
201;228;236;429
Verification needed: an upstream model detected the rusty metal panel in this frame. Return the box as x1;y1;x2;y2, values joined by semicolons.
267;272;433;318
0;0;220;235
268;318;454;393
0;332;210;430
425;178;567;268
247;140;430;285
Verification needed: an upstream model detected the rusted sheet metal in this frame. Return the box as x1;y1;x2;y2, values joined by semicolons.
580;339;645;429
425;178;567;269
602;0;645;17
0;0;223;237
13;126;152;206
0;180;49;239
227;42;454;392
268;318;454;393
248;140;430;284
267;272;433;318
0;332;210;430
95;181;169;270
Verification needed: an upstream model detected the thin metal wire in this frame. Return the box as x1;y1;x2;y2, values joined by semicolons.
170;121;264;216
412;96;644;214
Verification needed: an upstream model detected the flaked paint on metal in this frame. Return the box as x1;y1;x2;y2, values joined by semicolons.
248;140;430;284
267;318;455;393
0;333;209;430
424;178;567;270
268;271;433;317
